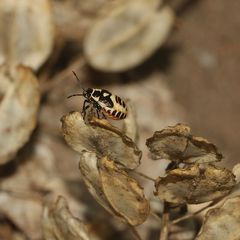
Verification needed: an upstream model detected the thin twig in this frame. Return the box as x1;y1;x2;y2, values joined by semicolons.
170;200;218;225
129;225;142;240
131;170;155;182
150;211;162;223
160;202;170;240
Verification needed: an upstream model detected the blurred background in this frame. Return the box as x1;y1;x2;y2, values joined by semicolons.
0;0;239;239
165;0;240;168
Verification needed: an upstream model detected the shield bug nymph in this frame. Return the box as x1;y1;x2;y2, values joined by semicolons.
67;72;127;120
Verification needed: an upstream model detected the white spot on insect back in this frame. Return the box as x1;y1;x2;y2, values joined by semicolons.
103;92;110;97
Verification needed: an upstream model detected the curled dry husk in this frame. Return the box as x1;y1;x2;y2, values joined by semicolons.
0;0;54;70
99;156;150;226
0;191;42;239
61;111;141;169
224;163;240;199
196;196;240;240
232;163;240;184
146;123;223;164
0;64;40;165
79;151;113;214
0;132;86;239
79;152;150;226
155;164;236;204
43;196;99;240
122;100;138;143
84;0;175;72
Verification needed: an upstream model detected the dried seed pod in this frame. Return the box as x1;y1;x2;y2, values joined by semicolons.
155;164;236;204
79;154;149;226
0;132;85;239
0;64;40;165
232;163;240;184
99;156;150;226
0;0;54;70
84;1;174;72
78;151;113;214
146;123;223;164
61;111;141;169
42;196;99;240
122;100;138;143
196;196;240;240
225;163;240;199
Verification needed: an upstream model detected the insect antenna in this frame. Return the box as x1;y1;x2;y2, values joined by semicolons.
67;93;83;99
72;71;86;91
67;71;86;99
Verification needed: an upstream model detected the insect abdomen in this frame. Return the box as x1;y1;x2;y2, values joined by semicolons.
90;89;127;120
103;95;127;119
104;107;127;119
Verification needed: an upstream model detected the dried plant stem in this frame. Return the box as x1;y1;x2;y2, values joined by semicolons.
171;200;218;225
160;202;170;240
129;225;142;240
150;211;162;223
131;170;155;182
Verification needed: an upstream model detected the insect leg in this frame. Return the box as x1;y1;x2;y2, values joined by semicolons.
96;110;100;118
82;100;90;119
82;100;89;112
101;111;107;119
92;102;102;119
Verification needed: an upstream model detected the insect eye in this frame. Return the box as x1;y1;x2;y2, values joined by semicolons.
83;89;92;98
83;92;89;98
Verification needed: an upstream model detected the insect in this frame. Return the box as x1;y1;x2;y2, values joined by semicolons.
67;72;127;120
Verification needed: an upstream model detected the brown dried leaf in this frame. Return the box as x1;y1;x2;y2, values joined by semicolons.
61;111;141;169
0;64;40;165
196;196;240;240
99;156;150;226
84;1;174;72
155;164;236;204
146;123;223;164
43;196;99;240
0;0;54;70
